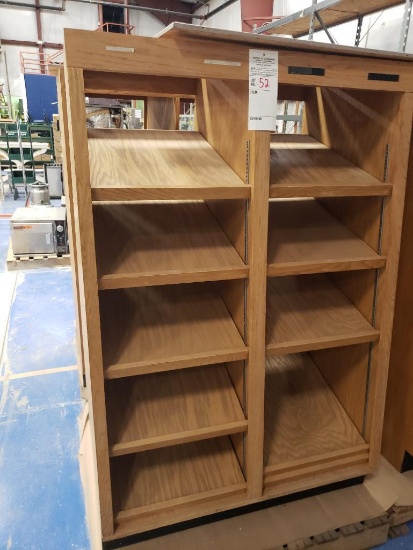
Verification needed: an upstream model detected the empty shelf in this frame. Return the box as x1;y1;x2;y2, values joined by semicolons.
100;284;248;378
94;202;248;289
111;437;246;519
267;199;386;276
264;354;367;483
270;135;391;198
266;274;379;354
106;364;247;456
88;129;250;200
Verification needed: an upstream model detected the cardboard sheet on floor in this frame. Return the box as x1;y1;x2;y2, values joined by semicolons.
78;409;412;550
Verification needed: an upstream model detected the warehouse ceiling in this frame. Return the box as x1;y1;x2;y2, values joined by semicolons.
127;0;212;25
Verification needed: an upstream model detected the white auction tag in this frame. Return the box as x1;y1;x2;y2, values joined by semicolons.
248;49;278;131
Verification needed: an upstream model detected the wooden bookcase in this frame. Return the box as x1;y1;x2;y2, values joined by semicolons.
58;24;413;544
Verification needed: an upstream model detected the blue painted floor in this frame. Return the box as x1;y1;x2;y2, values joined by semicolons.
0;189;412;549
0;191;90;549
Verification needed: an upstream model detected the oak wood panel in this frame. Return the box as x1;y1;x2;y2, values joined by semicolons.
245;131;271;497
366;93;413;466
264;450;369;487
93;202;248;289
269;135;391;198
218;279;246;341
311;345;370;435
267;199;385;276
266;275;379;355
56;70;86;390
111;437;245;512
109;462;370;540
99;284;247;378
64;66;114;535
196;79;249;183
87;129;249;201
330;270;376;324
147;97;177;130
83;71;197;98
159;22;413;62
318;197;383;253
382;138;413;471
65;29;413;92
264;354;364;468
105;364;246;456
305;88;398;181
205;200;247;262
262;0;405;37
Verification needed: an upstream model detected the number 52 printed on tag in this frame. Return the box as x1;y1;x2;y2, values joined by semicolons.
248;49;279;131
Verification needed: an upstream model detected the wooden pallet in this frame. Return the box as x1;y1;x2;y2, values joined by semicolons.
7;242;70;271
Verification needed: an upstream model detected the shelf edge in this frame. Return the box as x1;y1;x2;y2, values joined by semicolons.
267;257;386;277
105;348;249;378
115;483;247;523
109;420;248;457
266;331;380;355
98;267;249;290
270;184;392;199
91;186;251;201
264;449;370;487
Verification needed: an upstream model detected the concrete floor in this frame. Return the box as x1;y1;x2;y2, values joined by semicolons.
0;188;412;550
0;190;90;549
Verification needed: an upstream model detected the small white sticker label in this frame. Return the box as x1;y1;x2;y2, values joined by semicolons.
248;49;278;131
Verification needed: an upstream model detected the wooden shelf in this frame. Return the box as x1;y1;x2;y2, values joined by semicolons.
94;202;248;289
264;353;368;485
111;437;246;519
105;364;247;456
269;135;391;198
99;284;248;378
267;199;386;276
88;129;250;200
266;274;379;354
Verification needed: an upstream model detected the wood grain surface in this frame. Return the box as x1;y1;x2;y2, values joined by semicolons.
264;354;364;467
267;199;385;276
111;437;245;512
93;202;248;289
88;129;249;200
99;284;248;377
105;364;246;456
269;135;391;198
266;274;379;354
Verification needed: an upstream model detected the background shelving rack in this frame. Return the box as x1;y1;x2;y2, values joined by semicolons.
58;24;413;545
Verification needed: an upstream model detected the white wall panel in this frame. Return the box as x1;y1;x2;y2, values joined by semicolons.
41;3;98;43
1;45;38;96
193;0;242;31
0;6;37;41
129;11;165;37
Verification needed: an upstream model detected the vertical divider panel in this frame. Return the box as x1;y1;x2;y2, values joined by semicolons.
64;66;114;536
245;130;270;498
366;92;413;466
56;69;86;392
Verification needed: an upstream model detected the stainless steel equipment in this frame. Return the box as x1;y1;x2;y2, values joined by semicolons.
44;164;63;198
30;182;51;206
10;206;68;256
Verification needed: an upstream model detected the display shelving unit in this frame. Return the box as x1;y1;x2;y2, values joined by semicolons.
58;24;413;545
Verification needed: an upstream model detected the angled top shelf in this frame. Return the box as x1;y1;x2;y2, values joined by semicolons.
266;274;379;354
94;202;248;289
105;364;247;457
100;284;248;378
264;353;365;468
88;129;249;200
270;135;391;198
268;198;386;276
